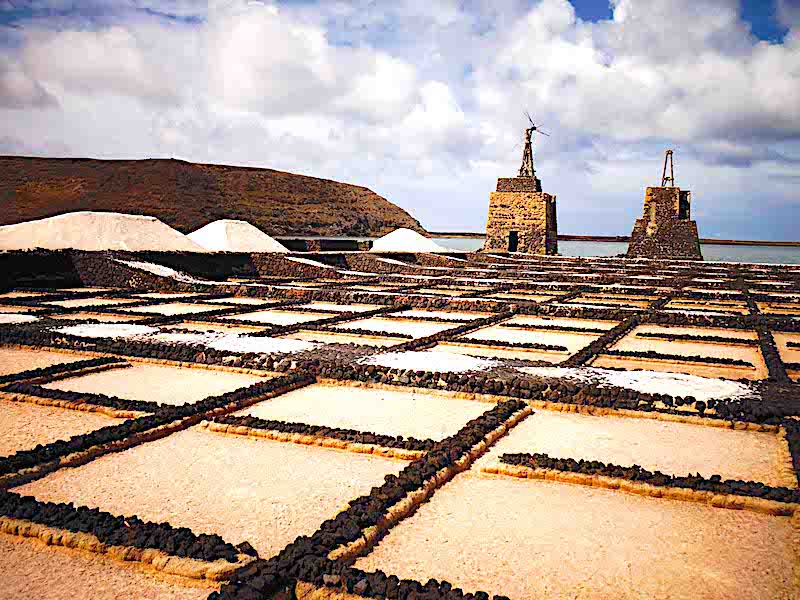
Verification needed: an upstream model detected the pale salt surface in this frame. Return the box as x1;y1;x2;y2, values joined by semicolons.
121;302;230;316
334;317;456;338
773;332;800;364
135;292;197;299
0;313;38;324
0;347;88;376
433;343;559;362
53;323;158;338
370;228;452;253
15;427;404;559
160;322;265;334
238;384;488;440
48;312;147;323
44;298;139;309
360;351;496;373
518;366;754;402
476;410;789;486
43;363;262;406
187;220;288;252
285;256;336;269
204;297;276;305
207;335;318;354
394;309;491;321
356;474;797;600
592;355;766;381
632;323;757;340
507;315;618;330
113;259;214;284
0;534;216;600
0;212;205;252
284;330;400;347
612;330;766;365
223;309;336;325
465;324;597;353
297;302;381;313
0;400;123;457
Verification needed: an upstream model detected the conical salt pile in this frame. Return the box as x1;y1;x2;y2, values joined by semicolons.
188;220;289;252
0;211;205;251
370;228;451;253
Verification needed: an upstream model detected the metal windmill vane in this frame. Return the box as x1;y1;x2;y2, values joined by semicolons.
519;111;549;179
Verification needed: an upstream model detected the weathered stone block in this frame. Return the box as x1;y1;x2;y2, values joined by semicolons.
627;186;702;260
484;186;557;255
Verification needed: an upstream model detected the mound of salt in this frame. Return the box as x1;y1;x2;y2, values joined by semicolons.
187;220;288;253
370;228;451;253
0;211;204;252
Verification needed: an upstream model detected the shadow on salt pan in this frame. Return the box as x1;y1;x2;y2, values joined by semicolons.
360;351;497;373
518;366;755;402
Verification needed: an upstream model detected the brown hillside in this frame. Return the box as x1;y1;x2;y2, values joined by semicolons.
0;156;424;236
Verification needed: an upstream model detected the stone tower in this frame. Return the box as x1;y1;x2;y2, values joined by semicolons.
483;125;557;254
626;151;702;260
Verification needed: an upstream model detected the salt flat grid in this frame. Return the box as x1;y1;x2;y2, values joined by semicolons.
0;251;798;600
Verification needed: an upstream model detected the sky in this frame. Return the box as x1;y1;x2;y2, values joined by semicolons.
0;0;799;240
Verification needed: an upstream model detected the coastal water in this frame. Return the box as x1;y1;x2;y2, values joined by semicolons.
430;238;800;265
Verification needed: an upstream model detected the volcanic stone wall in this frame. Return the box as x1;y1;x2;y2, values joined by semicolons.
484;176;558;255
627;186;702;260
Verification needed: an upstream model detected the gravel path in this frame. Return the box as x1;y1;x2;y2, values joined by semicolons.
0;400;123;458
15;427;404;559
475;410;794;487
43;364;263;406
237;384;489;441
0;533;216;600
356;474;798;600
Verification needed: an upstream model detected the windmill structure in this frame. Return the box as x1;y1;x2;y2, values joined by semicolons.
483;112;558;255
518;111;549;182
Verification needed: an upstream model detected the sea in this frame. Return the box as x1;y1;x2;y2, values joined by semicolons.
431;238;800;265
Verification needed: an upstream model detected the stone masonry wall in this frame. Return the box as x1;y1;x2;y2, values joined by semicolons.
627;186;702;260
484;188;558;255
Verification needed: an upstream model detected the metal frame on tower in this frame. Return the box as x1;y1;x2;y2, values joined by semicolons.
661;149;675;187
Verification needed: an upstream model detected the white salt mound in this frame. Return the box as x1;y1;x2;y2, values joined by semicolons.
0;211;205;252
519;366;754;402
0;314;38;324
187;220;288;253
370;228;451;253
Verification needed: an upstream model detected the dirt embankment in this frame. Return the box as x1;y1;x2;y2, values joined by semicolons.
0;156;424;237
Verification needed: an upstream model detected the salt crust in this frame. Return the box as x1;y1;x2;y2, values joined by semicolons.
53;323;159;338
334;317;455;338
0;399;123;458
355;475;798;600
297;302;380;313
187;220;288;253
113;259;215;284
224;310;336;325
121;303;230;316
475;410;790;486
0;314;38;324
43;363;263;405
359;351;496;373
0;533;215;600
0;347;87;376
237;384;489;441
395;309;490;321
518;366;754;402
285;257;336;269
133;330;319;354
14;428;404;559
0;211;204;252
370;228;451;253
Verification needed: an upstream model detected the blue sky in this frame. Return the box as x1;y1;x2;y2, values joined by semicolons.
0;0;799;240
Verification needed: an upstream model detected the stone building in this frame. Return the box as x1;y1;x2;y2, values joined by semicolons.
483;125;558;254
626;151;702;260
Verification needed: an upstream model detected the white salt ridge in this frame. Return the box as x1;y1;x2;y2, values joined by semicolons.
370;228;452;253
187;220;288;253
518;366;754;402
208;335;318;354
361;351;496;373
113;259;215;284
0;211;205;251
0;314;38;324
286;257;336;269
53;324;159;338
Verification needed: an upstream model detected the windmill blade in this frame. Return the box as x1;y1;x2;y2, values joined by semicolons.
524;110;534;126
536;130;550;137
